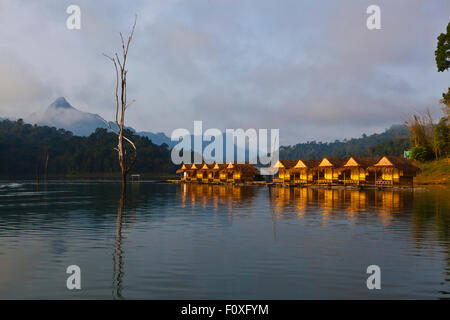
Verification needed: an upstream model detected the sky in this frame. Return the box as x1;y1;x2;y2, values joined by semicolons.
0;0;449;145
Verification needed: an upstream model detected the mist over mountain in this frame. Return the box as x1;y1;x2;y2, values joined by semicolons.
24;97;175;147
26;97;108;136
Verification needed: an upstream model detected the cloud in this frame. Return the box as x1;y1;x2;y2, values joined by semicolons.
0;0;448;144
0;52;54;117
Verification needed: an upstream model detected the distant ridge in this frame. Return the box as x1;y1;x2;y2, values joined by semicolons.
279;124;410;159
136;131;176;148
25;97;175;147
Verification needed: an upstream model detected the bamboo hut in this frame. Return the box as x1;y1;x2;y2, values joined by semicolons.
187;163;201;181
291;159;321;184
198;162;215;183
225;162;259;183
176;163;198;181
271;160;298;184
176;163;188;181
315;158;346;184
340;157;378;185
368;156;420;186
195;163;205;181
211;163;228;183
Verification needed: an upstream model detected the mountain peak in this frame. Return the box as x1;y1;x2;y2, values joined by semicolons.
26;97;173;144
27;97;108;136
49;97;73;110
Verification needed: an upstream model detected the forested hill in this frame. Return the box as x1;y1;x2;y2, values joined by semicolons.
0;120;411;178
0;119;176;178
279;125;411;160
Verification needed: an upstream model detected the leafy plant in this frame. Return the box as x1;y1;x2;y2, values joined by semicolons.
410;145;434;162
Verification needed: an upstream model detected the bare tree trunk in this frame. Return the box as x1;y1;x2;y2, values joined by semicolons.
104;16;138;194
44;152;49;182
121;170;127;194
35;164;39;187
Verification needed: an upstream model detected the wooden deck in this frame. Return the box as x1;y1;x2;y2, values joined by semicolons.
167;179;414;189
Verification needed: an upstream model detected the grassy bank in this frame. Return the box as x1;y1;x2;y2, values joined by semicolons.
414;158;450;185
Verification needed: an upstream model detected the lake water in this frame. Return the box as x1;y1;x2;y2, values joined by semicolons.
0;181;448;299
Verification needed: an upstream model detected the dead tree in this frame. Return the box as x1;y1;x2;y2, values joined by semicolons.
103;17;138;192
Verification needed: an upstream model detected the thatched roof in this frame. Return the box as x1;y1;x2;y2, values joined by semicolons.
225;163;259;174
186;163;202;171
297;159;321;168
318;157;347;168
343;157;379;169
198;162;215;171
211;163;228;171
289;159;320;172
176;163;192;174
368;156;421;173
275;159;298;169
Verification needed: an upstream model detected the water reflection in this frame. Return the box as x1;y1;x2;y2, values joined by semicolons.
0;181;448;299
178;184;449;298
112;192;125;299
178;184;447;232
267;186;415;226
179;183;257;215
111;183;143;299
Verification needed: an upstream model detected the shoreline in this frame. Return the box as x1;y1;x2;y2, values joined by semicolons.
0;177;447;188
164;179;449;190
414;158;450;186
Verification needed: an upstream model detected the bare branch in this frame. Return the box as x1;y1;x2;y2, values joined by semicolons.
123;135;136;151
115;53;123;72
126;15;137;55
119;32;126;54
125;99;136;110
123;134;137;174
103;53;120;126
101;119;119;135
102;53;114;62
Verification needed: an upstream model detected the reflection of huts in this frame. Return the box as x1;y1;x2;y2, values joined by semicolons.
368;156;420;186
291;160;321;184
316;158;347;184
198;162;215;183
225;162;259;183
272;160;298;184
180;183;257;210
340;157;378;185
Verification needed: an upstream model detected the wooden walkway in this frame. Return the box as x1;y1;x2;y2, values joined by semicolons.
165;180;415;190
